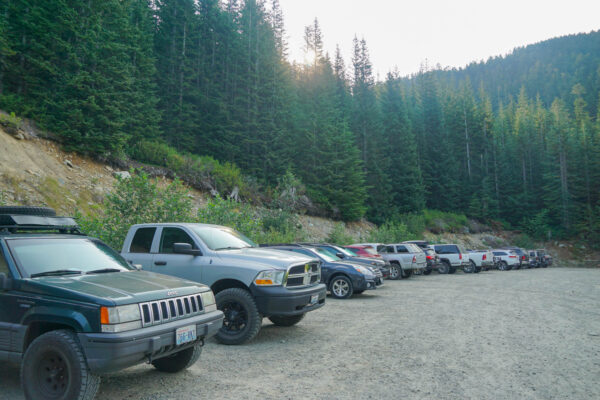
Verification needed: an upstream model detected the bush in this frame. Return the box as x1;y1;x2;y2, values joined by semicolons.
197;195;261;238
513;233;535;249
368;220;412;243
0;111;22;134
522;209;552;240
326;222;354;245
78;171;194;249
422;209;468;233
130;140;246;197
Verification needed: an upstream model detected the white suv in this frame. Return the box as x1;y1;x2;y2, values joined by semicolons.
492;250;520;271
432;244;472;274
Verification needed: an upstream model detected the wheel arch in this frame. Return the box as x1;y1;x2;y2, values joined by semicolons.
210;278;249;295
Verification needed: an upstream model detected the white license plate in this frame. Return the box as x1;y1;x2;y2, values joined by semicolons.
310;294;319;305
176;325;197;346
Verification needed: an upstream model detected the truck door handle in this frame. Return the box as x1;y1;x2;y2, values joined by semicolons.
154;261;167;266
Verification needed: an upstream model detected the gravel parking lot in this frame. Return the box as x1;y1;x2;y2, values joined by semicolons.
2;268;599;400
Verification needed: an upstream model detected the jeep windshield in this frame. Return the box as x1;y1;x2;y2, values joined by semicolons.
191;225;256;250
7;238;132;278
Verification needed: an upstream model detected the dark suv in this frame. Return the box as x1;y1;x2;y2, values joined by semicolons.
0;207;223;400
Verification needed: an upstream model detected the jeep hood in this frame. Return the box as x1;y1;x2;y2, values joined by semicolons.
20;270;208;306
215;247;315;270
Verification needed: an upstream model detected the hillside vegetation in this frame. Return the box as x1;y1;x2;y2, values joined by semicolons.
1;2;599;246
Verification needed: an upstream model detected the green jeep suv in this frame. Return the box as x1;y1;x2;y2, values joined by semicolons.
0;207;223;400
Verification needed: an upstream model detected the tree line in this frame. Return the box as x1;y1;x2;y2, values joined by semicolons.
0;1;598;243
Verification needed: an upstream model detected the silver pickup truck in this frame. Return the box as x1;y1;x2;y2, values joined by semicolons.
121;223;326;345
377;243;427;279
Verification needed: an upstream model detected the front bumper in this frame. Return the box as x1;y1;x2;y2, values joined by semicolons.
251;283;327;317
79;310;224;374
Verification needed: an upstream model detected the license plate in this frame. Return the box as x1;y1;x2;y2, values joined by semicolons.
176;325;197;346
310;294;319;305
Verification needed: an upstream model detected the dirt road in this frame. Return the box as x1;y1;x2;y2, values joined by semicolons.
2;268;599;399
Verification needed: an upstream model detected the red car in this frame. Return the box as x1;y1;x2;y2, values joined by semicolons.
344;245;383;259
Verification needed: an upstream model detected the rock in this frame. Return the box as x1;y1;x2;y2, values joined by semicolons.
92;186;105;203
14;132;25;140
105;165;114;172
64;160;74;168
558;243;567;248
113;171;131;179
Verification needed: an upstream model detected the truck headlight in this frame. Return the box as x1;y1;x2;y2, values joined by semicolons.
100;304;142;333
201;291;217;312
254;270;286;286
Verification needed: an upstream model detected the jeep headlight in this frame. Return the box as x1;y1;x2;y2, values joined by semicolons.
201;291;217;312
100;304;142;333
254;270;286;286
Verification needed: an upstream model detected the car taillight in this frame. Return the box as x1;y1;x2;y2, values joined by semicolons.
412;255;416;263
426;255;433;260
482;254;486;260
522;255;526;260
509;255;517;258
459;254;462;260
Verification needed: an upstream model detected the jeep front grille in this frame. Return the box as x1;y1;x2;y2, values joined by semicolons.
139;294;203;327
286;262;321;287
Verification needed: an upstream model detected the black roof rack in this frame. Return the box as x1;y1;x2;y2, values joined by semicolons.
0;214;82;234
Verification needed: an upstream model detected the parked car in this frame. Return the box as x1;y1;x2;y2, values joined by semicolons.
378;243;427;279
536;249;552;267
263;244;381;299
492;249;520;271
344;245;383;260
304;243;390;279
0;207;224;400
403;241;439;275
501;247;530;269
431;244;473;273
122;223;326;345
527;249;541;268
467;250;494;272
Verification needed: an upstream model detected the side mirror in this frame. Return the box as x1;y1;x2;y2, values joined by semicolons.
336;252;345;259
132;264;142;271
0;273;11;290
173;243;202;256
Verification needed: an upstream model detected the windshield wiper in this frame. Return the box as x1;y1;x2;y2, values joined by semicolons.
86;268;124;274
30;270;84;278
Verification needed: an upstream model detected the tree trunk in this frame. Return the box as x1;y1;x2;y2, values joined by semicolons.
464;107;471;179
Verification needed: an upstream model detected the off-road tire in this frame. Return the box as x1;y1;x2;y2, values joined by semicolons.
268;314;306;327
388;263;402;280
215;288;262;345
0;206;56;217
152;344;202;373
329;275;354;299
21;329;100;400
438;261;451;274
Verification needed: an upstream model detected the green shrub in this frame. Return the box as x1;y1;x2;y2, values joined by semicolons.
326;222;354;245
78;171;194;249
422;209;468;233
368;220;412;243
513;233;535;249
0;111;22;134
197;195;261;238
522;209;552;240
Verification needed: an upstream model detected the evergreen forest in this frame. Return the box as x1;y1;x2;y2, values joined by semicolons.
1;0;599;244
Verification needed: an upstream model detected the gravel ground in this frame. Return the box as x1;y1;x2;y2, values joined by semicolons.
2;267;600;400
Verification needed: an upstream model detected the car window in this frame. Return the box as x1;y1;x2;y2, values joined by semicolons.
130;227;156;253
344;247;359;256
380;246;394;253
191;225;255;250
435;245;456;254
493;251;506;256
7;238;131;277
0;247;9;275
396;245;407;253
159;228;196;254
314;248;339;262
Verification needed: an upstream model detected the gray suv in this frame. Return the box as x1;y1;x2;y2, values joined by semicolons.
122;223;326;345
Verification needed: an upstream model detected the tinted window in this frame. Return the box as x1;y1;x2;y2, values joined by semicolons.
435;245;458;254
493;251;506;256
0;248;9;275
130;227;156;253
160;228;196;254
396;245;408;253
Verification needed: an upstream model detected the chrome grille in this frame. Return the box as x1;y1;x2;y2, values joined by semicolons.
139;294;204;327
285;262;321;287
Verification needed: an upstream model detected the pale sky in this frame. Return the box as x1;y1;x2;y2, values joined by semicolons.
278;0;600;79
